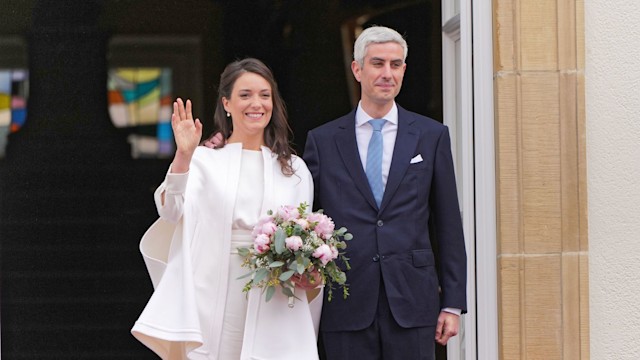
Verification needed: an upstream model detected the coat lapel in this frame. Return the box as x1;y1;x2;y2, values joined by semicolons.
260;146;275;215
334;113;379;211
379;108;419;214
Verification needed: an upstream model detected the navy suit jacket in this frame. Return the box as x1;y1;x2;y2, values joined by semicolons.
303;106;467;332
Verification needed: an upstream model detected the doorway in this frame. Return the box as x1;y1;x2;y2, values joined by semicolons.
0;0;496;357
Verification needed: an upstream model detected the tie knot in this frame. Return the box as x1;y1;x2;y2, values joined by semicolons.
369;119;386;132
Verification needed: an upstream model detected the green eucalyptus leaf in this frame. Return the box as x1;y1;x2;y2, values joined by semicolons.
236;271;254;280
265;286;276;302
275;228;286;254
282;286;295;298
269;261;285;268
343;233;353;241
279;270;295;281
254;268;269;283
237;247;250;257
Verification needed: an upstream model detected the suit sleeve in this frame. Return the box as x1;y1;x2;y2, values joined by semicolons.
431;126;468;313
302;130;322;211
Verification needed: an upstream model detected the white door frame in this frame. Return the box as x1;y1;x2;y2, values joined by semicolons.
471;0;499;358
441;0;498;359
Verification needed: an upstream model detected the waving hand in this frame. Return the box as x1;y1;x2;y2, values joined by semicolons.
170;98;202;173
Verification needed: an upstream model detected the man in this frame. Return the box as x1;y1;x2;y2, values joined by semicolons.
303;26;467;359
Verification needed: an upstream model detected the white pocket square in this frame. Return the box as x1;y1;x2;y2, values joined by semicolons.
410;154;423;164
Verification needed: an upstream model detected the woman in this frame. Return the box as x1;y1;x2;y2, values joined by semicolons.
132;58;321;359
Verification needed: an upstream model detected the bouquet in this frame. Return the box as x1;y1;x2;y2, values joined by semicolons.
237;202;351;305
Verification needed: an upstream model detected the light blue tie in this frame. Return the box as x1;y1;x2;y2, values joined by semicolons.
366;119;386;207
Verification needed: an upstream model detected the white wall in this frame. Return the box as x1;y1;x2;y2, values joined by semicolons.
586;1;640;358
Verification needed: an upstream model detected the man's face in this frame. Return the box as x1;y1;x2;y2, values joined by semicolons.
352;42;406;107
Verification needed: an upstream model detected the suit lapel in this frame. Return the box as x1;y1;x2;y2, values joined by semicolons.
379;108;419;213
334;113;379;211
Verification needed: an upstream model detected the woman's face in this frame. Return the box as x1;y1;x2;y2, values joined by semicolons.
222;72;273;141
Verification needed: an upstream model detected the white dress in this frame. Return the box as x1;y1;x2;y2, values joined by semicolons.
220;150;263;359
131;144;321;360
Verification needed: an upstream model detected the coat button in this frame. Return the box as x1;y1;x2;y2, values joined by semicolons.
376;220;384;227
373;254;380;262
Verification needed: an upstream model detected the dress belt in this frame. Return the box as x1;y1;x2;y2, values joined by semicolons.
230;229;254;254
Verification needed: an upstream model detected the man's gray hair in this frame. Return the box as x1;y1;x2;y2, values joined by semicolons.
353;26;408;66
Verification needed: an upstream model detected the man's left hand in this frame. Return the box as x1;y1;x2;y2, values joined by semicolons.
435;311;460;345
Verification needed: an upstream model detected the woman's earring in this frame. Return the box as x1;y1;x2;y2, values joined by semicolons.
226;112;230;118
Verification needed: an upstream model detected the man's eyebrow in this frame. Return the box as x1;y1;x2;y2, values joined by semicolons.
368;56;404;63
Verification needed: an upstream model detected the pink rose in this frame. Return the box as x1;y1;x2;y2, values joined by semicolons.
330;245;339;260
312;244;333;265
306;213;324;224
253;233;271;254
252;216;276;236
312;215;335;240
285;235;303;251
294;218;309;230
277;205;300;221
259;221;277;236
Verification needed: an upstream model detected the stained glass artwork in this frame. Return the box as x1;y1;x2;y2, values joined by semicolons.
0;69;29;158
108;67;174;158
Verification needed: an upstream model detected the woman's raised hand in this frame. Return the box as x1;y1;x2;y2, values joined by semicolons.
172;98;202;155
169;98;202;174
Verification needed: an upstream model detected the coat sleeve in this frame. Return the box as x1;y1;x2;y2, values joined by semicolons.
138;218;176;289
293;155;324;336
141;165;190;289
430;126;468;312
291;154;315;208
134;147;237;359
297;154;323;327
133;155;211;358
154;167;190;224
132;217;204;359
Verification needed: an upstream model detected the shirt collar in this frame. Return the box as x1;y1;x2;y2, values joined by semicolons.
355;101;399;127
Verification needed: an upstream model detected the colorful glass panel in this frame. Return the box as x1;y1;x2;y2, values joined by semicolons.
0;69;29;158
107;67;174;158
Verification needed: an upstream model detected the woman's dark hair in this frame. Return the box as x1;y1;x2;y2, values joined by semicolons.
213;58;295;176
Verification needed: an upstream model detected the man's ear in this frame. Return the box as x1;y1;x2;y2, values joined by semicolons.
351;60;362;82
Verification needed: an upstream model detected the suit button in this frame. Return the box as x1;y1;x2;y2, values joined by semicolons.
377;220;384;227
372;254;380;262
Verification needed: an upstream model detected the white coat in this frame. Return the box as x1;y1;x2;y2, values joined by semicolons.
131;144;320;359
